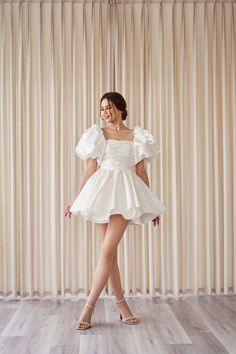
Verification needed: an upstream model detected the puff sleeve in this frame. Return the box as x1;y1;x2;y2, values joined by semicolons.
75;124;105;165
133;126;161;165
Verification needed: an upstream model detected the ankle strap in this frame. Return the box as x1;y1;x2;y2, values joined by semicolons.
86;303;95;308
116;297;125;304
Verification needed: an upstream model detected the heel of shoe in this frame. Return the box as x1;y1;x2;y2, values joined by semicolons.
116;297;140;325
117;297;125;320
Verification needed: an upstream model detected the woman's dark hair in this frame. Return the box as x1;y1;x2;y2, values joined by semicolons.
100;92;128;120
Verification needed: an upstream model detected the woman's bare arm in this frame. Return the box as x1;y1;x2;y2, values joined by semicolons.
135;160;149;187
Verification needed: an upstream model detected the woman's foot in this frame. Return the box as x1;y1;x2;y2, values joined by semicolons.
76;303;95;330
116;297;140;325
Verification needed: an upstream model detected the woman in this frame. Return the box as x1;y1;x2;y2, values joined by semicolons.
65;92;166;330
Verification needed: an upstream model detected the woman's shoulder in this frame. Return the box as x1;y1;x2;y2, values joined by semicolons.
75;124;105;162
133;125;151;133
133;126;155;143
82;123;102;134
81;124;155;142
133;126;160;164
77;124;104;147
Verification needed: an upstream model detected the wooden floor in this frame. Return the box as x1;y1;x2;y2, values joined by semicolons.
0;295;236;354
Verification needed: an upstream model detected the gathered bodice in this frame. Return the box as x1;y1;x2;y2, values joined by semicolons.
100;139;135;171
75;123;161;167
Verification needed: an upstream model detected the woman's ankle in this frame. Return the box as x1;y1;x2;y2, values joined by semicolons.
116;295;125;302
116;296;126;305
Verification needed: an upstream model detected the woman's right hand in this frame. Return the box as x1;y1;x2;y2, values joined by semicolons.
65;202;73;218
152;216;160;227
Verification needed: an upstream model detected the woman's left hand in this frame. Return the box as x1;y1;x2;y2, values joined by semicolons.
152;216;160;227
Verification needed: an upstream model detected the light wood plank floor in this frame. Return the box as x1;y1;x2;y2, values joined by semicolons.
0;295;236;354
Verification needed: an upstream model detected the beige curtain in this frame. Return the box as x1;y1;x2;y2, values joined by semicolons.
0;0;235;299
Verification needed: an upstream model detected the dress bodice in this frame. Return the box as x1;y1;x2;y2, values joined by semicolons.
100;140;135;171
75;124;161;167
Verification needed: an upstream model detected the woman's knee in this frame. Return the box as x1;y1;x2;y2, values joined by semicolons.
99;243;117;263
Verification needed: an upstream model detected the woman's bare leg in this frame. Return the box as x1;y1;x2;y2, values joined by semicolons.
77;214;129;327
96;223;123;300
96;223;139;324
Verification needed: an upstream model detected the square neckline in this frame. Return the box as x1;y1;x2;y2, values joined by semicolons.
101;126;135;143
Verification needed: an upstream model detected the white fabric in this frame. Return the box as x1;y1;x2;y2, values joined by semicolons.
70;124;166;224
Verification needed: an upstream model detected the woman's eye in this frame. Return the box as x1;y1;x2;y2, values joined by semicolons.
101;107;111;110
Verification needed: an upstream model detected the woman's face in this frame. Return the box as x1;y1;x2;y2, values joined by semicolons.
100;98;121;123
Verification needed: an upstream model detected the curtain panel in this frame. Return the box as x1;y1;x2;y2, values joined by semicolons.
0;0;235;298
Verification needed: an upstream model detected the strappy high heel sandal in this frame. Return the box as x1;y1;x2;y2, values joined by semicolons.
76;302;95;330
116;297;141;325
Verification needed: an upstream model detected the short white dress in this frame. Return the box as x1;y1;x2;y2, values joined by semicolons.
69;124;166;224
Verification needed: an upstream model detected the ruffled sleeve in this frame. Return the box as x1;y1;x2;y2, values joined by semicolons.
75;124;105;166
133;126;161;165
